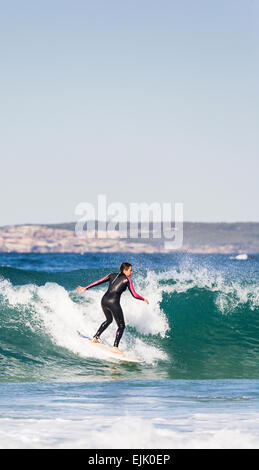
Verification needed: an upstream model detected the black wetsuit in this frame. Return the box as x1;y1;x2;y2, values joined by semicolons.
84;272;145;347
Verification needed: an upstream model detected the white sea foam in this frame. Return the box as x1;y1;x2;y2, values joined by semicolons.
235;254;248;260
1;412;259;449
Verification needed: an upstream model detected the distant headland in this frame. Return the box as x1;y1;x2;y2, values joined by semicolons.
0;222;258;254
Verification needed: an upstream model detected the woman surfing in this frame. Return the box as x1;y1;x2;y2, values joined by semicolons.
76;262;149;354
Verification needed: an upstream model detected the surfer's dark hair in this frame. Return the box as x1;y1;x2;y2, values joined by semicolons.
120;262;132;273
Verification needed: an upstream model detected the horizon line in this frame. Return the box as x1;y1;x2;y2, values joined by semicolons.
1;220;259;228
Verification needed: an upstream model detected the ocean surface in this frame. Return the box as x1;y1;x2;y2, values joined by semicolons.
0;251;259;448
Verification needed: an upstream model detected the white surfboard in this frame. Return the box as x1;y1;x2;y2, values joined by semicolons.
77;331;143;364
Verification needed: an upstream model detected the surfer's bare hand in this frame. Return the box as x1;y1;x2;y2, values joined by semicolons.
144;298;149;304
76;286;86;293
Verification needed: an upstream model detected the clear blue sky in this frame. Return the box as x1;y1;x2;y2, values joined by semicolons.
1;0;258;225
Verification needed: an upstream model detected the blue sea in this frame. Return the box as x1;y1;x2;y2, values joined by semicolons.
0;251;259;448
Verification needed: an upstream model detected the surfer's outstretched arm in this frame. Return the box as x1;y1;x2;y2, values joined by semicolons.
127;277;146;301
76;273;111;292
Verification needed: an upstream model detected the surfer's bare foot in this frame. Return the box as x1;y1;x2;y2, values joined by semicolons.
92;337;99;343
113;347;124;355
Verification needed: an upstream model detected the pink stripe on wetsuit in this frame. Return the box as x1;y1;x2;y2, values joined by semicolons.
85;273;112;290
127;276;145;300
